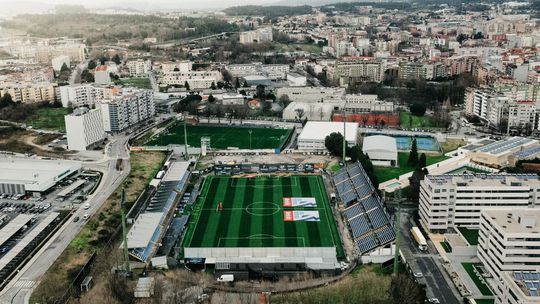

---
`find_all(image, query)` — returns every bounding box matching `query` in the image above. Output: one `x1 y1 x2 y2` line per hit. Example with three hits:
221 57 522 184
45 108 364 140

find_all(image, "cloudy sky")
0 0 282 10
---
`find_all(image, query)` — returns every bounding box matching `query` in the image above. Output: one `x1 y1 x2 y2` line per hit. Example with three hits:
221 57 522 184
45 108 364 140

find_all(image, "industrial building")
65 107 105 151
0 157 82 195
362 135 397 167
419 174 540 233
297 121 358 150
470 136 538 168
478 209 540 304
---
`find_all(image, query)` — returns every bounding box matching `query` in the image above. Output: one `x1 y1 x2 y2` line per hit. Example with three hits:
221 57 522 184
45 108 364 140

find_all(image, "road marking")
12 280 34 289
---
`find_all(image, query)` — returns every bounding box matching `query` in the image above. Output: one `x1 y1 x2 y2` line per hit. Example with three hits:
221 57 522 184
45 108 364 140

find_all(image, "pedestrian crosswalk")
12 280 34 289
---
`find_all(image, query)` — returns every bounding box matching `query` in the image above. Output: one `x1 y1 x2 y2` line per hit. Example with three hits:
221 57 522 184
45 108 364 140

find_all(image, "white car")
428 298 440 304
413 272 423 278
82 214 89 220
83 203 90 210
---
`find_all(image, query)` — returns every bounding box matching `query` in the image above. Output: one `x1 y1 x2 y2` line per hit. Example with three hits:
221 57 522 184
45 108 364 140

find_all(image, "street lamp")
249 130 253 150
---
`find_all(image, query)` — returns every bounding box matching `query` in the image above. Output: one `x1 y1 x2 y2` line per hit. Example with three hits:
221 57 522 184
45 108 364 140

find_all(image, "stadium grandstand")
123 161 190 263
333 163 395 254
333 113 399 127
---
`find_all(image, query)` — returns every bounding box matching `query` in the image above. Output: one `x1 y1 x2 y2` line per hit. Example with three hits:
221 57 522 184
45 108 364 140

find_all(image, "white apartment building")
0 82 57 103
239 27 273 44
478 209 540 304
334 58 384 86
226 63 289 80
51 55 70 72
94 65 111 85
221 93 245 106
276 86 346 103
100 88 155 133
65 107 105 151
419 174 540 233
286 73 307 87
161 61 192 74
127 59 151 77
59 84 96 107
59 84 119 108
4 41 86 63
161 70 221 90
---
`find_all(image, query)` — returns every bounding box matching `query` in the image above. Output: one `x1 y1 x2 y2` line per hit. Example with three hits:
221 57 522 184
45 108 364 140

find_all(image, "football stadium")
181 174 344 277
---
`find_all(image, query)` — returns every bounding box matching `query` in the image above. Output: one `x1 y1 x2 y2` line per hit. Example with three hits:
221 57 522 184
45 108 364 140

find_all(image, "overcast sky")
0 0 282 10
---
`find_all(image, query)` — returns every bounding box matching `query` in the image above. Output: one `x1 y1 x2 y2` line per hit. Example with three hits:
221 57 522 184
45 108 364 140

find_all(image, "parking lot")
0 170 101 287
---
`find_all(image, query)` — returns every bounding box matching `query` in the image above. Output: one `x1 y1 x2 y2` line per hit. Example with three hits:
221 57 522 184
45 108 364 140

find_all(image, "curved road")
0 136 130 304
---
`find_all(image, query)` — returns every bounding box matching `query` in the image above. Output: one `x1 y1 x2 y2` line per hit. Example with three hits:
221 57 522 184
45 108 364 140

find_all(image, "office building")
478 209 540 304
419 174 540 233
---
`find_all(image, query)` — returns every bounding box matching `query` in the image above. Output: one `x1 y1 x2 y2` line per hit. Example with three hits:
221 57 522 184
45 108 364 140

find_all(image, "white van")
216 274 234 282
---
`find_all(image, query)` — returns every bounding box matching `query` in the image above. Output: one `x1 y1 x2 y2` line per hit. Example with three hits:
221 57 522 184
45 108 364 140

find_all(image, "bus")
411 226 428 251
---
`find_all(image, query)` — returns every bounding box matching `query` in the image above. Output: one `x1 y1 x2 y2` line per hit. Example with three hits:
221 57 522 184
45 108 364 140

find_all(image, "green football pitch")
182 175 344 258
145 123 293 149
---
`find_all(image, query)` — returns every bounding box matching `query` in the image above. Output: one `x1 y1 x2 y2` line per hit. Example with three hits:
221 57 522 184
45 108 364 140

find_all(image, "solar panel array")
514 145 540 159
334 162 395 254
477 137 535 155
514 271 540 297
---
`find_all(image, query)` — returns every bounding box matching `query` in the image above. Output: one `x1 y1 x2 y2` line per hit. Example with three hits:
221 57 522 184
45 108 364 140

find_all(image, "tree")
410 103 426 116
419 153 426 168
184 81 190 91
243 80 249 88
208 94 216 103
235 78 241 89
87 59 97 70
112 54 121 65
389 274 426 304
255 84 266 98
408 139 419 166
408 167 428 202
0 93 14 108
325 132 344 157
60 63 70 73
210 81 217 90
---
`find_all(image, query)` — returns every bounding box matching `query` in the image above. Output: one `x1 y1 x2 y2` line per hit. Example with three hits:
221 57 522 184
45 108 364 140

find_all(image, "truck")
411 226 428 251
216 274 234 282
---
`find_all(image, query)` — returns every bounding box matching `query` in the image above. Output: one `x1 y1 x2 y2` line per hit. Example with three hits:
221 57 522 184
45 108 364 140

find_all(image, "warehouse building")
362 135 397 167
298 121 358 150
419 174 540 233
0 157 82 196
470 136 538 168
478 209 540 304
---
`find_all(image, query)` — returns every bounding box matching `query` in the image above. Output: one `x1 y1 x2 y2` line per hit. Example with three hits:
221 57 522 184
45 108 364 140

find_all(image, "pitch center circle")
245 202 280 216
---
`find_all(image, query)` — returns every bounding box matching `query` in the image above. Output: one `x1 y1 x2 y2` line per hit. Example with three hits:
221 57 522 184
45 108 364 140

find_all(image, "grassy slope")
30 151 166 303
24 107 70 132
271 265 392 303
146 124 292 149
374 152 449 183
183 175 343 257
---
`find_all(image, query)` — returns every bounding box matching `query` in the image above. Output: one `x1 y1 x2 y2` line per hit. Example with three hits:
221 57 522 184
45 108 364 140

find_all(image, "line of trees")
325 132 379 189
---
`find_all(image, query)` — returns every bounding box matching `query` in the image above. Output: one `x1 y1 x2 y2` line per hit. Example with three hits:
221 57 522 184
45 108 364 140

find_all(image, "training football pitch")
145 123 293 149
182 175 344 258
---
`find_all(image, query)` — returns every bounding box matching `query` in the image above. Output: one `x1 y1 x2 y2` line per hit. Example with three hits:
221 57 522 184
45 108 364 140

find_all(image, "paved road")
399 211 460 304
69 60 89 85
0 136 130 304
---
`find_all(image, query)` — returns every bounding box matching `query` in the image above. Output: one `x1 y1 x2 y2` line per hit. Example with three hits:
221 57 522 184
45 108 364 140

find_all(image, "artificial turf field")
146 123 293 149
182 175 344 258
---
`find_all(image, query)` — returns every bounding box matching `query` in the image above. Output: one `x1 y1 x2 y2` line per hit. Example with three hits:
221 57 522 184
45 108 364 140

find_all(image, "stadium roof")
0 157 82 192
298 121 358 142
125 213 163 249
162 161 189 182
362 135 397 154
